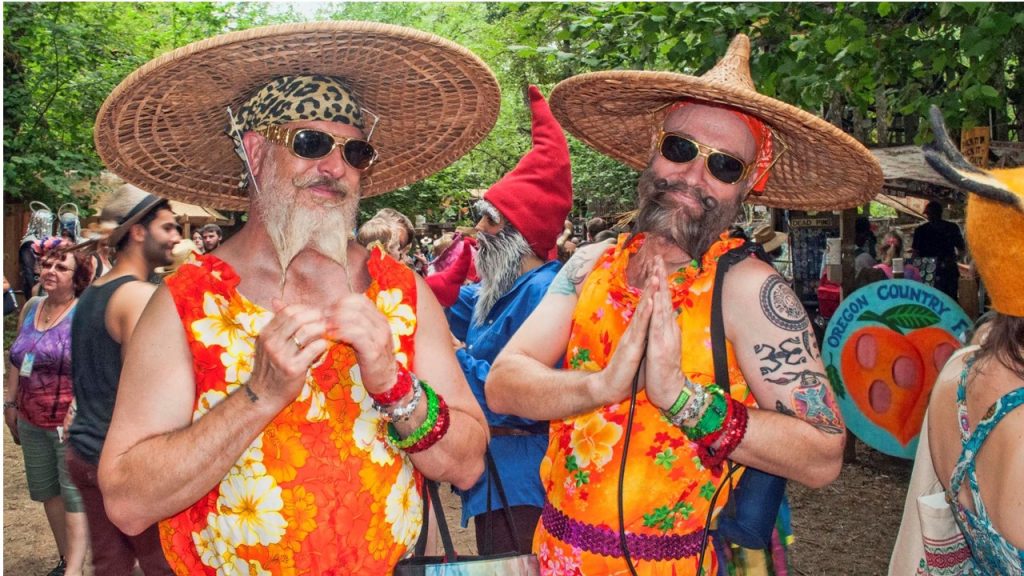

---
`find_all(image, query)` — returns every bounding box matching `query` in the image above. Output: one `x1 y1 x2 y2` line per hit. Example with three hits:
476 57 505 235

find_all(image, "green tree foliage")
4 2 1020 225
506 2 1021 144
3 2 280 208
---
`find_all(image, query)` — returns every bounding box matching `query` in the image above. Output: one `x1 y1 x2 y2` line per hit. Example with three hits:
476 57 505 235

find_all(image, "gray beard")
254 157 357 274
634 166 742 259
473 226 532 326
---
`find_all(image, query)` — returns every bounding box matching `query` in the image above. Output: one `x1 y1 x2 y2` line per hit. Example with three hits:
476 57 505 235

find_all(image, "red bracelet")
405 393 450 454
697 399 748 469
368 364 414 406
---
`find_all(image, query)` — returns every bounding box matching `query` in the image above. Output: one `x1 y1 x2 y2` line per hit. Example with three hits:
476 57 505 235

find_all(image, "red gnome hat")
484 85 573 260
425 246 472 307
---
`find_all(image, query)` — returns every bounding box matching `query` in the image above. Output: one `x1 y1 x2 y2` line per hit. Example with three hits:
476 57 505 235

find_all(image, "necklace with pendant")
42 296 75 327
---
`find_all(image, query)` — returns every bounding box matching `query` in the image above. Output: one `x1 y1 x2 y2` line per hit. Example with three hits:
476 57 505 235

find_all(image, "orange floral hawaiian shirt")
160 247 422 575
535 233 758 576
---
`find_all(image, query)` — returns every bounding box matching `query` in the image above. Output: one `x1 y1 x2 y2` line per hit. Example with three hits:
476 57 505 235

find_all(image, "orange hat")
484 85 573 260
425 245 472 307
924 105 1024 316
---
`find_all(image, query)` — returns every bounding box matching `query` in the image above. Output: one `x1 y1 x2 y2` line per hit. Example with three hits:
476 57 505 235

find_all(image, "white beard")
253 157 358 274
473 226 532 325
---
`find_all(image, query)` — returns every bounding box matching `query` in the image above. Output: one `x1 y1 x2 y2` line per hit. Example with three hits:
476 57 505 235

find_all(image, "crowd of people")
3 20 1019 576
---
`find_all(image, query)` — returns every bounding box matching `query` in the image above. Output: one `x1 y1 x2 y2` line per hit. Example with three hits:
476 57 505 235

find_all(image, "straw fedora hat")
751 224 789 253
548 34 883 210
94 21 501 210
98 183 166 247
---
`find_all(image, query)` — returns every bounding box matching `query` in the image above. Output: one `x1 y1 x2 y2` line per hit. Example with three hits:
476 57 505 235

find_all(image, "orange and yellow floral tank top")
160 247 422 575
535 233 759 576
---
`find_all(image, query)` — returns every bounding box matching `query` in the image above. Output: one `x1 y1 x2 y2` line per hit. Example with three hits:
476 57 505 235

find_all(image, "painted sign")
960 125 990 169
822 280 971 459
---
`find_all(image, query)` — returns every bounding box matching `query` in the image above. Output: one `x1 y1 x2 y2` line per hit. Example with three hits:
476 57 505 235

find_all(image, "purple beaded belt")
541 502 705 561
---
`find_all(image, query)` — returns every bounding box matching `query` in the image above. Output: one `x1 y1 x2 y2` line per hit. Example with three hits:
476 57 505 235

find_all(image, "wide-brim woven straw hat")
94 21 501 210
549 34 883 210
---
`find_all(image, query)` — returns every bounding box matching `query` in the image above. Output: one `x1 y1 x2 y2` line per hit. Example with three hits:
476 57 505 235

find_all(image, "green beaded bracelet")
683 387 727 439
388 381 439 450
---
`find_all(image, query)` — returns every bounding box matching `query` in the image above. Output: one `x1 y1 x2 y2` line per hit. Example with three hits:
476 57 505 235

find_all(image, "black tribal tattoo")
755 336 809 376
759 275 808 332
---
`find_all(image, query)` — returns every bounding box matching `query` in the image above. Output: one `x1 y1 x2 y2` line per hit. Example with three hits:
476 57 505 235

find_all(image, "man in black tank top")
68 184 180 576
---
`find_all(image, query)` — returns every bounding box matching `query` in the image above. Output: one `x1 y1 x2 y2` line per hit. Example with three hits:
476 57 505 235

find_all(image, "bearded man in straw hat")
487 34 884 574
67 183 180 576
93 22 497 574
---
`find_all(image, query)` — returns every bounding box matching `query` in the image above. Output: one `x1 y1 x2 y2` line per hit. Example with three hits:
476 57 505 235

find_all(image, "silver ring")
292 336 304 350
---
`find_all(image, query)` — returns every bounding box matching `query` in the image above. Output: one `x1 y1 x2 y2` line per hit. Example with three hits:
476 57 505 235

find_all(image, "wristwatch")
3 401 17 410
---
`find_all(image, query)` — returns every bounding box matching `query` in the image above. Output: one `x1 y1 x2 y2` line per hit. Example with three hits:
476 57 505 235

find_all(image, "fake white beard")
254 158 358 275
473 226 532 325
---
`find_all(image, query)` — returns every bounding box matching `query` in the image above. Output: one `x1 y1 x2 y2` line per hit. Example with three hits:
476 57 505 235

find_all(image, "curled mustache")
651 177 719 213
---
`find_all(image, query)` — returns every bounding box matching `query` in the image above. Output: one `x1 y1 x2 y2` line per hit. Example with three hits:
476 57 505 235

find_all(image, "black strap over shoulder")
710 240 767 393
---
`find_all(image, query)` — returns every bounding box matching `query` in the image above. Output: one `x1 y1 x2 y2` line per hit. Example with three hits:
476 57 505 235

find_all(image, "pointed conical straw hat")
94 21 501 210
549 34 883 210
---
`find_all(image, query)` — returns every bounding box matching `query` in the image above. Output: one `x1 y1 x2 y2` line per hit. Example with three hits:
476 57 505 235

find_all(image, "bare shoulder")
724 257 806 329
547 239 614 297
108 280 159 318
927 348 970 478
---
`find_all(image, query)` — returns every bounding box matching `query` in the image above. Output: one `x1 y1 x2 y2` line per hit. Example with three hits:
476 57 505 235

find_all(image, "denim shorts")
16 418 84 512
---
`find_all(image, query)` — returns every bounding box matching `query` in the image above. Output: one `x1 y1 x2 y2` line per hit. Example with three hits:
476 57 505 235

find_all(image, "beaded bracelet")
697 399 749 469
667 377 708 426
369 363 415 406
691 396 731 450
404 394 450 454
664 379 707 427
387 381 439 450
678 381 707 423
374 378 423 423
682 386 727 440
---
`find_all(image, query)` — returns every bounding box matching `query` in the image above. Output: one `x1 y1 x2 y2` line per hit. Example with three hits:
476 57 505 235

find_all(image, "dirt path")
5 432 909 575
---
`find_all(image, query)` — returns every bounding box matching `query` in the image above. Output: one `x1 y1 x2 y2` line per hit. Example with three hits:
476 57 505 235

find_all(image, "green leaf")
699 481 716 501
824 36 844 55
654 448 678 470
881 304 941 329
826 359 845 399
877 3 892 17
565 455 579 473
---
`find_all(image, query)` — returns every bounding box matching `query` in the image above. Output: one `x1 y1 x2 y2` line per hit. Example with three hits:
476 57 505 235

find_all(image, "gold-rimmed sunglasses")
656 130 753 184
255 125 378 170
656 130 789 194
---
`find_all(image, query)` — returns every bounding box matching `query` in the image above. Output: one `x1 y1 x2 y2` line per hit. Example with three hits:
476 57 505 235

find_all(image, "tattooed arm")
486 240 633 420
721 258 846 488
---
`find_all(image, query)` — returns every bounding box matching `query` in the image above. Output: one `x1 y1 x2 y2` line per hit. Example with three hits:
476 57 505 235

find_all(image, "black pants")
473 505 542 555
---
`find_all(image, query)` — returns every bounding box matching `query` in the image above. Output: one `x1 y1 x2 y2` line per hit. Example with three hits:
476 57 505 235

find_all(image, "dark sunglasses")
657 130 752 185
256 125 378 170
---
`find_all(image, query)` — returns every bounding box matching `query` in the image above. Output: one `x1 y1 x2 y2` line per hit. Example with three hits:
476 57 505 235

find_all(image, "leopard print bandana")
236 75 365 131
229 75 366 189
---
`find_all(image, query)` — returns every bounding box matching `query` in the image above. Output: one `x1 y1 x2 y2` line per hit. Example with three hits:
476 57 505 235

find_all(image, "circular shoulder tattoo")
759 275 807 331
